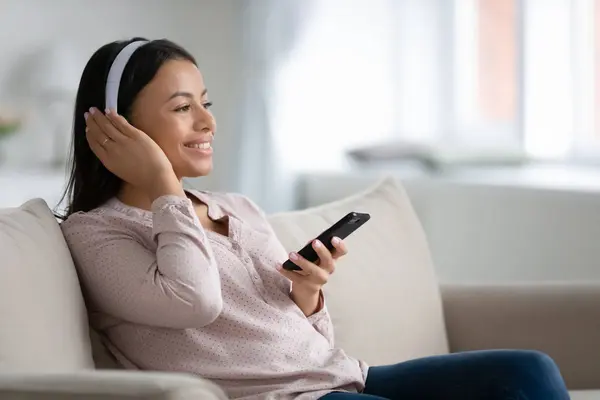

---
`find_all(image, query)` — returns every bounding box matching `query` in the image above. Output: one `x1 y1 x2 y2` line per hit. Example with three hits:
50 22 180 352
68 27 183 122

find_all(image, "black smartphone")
282 212 371 271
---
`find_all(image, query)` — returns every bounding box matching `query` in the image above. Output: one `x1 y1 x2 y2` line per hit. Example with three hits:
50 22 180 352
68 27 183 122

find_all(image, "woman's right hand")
85 107 184 200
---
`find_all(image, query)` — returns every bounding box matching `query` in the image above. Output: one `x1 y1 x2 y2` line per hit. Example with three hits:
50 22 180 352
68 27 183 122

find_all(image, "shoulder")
60 204 146 256
61 208 111 240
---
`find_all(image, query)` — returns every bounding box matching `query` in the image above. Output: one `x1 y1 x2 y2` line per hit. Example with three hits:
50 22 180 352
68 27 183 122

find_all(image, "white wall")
0 0 242 192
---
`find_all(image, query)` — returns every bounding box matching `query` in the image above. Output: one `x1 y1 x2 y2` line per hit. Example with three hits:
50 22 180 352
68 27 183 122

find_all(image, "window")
271 0 600 173
457 0 600 160
450 0 519 149
479 0 518 126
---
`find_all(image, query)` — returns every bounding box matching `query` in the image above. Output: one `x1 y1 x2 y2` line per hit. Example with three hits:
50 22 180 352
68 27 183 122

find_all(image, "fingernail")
84 112 89 121
313 240 322 248
105 108 111 115
332 237 341 245
276 263 282 271
289 252 298 261
89 107 95 114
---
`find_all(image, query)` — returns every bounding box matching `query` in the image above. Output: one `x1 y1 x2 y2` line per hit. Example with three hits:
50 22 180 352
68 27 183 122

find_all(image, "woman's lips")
183 142 213 155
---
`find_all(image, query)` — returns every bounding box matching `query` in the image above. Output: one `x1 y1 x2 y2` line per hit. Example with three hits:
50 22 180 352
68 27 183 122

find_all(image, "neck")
118 180 185 211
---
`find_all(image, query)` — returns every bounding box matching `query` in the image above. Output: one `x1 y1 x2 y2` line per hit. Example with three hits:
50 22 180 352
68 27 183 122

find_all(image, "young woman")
60 38 570 400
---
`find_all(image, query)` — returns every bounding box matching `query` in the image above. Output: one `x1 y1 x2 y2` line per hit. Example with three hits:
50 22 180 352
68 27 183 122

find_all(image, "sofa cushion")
0 199 94 371
268 177 448 366
570 391 600 400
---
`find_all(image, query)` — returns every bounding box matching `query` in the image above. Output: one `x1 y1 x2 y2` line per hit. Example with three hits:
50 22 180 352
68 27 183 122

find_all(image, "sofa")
0 177 598 399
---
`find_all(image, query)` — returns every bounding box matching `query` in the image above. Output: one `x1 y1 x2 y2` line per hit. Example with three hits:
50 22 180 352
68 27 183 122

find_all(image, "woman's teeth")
185 143 211 149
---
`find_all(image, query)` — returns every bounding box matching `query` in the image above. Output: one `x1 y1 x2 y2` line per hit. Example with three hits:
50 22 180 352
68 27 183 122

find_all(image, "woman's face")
129 59 215 179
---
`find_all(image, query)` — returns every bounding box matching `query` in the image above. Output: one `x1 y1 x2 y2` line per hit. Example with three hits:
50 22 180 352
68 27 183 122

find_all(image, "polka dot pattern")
61 191 366 400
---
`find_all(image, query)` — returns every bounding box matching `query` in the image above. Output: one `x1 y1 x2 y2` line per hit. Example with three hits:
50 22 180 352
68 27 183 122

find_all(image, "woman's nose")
194 106 215 132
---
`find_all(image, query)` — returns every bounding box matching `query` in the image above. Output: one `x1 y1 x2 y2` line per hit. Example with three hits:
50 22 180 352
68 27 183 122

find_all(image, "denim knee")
509 350 564 382
518 350 560 372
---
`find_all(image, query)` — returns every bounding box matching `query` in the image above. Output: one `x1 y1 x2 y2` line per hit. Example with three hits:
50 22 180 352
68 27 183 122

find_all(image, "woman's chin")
178 163 213 178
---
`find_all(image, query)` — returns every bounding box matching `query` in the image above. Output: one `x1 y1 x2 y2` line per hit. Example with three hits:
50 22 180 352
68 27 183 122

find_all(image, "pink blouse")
61 190 366 399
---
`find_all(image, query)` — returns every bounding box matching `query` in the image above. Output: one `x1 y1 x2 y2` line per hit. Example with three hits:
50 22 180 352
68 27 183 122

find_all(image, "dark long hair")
57 37 196 219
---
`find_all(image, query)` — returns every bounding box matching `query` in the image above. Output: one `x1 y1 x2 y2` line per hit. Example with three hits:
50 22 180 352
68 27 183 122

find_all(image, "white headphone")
104 40 149 112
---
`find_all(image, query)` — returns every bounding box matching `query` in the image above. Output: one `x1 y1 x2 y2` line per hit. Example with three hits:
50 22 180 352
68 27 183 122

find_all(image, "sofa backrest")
0 199 94 371
299 174 600 284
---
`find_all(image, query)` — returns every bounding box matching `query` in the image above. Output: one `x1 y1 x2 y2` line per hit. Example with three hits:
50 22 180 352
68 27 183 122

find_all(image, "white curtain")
234 0 315 212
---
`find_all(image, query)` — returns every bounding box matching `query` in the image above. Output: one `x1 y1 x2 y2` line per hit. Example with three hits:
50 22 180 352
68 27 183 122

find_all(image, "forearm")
147 171 186 201
296 289 334 347
290 286 322 317
149 196 223 325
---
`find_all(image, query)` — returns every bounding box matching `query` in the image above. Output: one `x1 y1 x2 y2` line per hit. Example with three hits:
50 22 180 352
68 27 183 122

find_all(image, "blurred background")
1 0 600 283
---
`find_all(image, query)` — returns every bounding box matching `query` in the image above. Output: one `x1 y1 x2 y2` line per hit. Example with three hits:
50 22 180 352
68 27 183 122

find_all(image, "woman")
60 38 570 400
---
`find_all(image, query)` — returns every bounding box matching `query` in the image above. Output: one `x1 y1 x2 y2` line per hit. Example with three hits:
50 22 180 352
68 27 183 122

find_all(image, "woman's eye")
175 104 191 112
203 102 213 109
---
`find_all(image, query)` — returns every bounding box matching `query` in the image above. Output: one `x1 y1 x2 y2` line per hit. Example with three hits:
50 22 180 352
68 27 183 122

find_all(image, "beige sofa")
0 177 598 399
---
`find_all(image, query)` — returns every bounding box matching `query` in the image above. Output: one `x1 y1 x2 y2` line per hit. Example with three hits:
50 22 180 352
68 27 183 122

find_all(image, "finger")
277 264 305 283
84 113 105 142
105 109 139 138
86 120 114 152
86 108 117 142
86 130 108 161
330 236 348 260
288 253 328 284
288 252 318 275
88 107 127 142
85 115 109 147
312 240 335 274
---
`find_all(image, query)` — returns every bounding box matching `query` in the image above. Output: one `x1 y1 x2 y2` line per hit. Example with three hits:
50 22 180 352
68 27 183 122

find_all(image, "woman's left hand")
277 237 348 296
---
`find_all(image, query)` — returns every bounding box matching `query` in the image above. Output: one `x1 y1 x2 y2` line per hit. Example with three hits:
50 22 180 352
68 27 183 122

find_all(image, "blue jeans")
321 350 570 400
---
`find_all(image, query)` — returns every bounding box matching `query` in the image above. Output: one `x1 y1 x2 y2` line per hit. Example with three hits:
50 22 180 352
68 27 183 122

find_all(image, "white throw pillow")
268 177 449 365
0 199 94 371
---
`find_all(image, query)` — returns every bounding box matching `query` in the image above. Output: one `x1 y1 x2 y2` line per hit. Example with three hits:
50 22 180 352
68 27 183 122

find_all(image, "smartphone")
282 212 371 271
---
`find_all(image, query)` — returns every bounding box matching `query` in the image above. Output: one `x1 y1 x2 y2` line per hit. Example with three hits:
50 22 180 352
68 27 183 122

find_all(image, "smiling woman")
58 37 366 399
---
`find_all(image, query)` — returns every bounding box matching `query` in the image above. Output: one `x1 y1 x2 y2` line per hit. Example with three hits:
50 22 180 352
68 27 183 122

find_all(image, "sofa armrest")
441 282 600 390
0 370 227 400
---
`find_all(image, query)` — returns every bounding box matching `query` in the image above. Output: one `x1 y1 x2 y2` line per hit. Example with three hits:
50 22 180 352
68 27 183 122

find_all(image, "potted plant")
0 113 22 165
0 114 21 139
0 116 21 139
